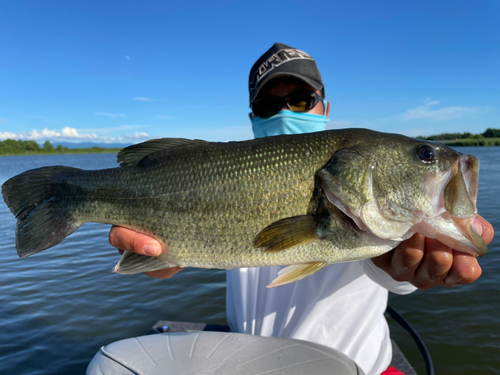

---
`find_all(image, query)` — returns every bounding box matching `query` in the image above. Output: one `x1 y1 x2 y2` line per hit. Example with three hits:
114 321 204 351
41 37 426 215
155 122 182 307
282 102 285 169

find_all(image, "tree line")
0 139 67 155
0 139 120 156
418 128 500 141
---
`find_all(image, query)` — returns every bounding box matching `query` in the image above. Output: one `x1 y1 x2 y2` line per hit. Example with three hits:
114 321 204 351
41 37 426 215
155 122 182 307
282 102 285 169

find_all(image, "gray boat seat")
87 331 365 375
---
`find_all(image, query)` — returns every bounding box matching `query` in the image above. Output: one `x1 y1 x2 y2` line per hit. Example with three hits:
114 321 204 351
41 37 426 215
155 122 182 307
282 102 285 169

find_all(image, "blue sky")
1 0 499 144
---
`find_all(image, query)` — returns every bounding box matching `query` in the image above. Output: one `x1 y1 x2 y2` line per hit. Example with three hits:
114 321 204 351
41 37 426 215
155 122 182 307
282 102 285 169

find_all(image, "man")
109 43 494 375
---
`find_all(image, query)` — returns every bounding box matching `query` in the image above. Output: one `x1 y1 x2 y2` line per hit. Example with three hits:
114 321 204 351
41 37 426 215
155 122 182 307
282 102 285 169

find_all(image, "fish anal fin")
267 262 329 288
117 138 208 167
113 251 177 274
253 215 324 253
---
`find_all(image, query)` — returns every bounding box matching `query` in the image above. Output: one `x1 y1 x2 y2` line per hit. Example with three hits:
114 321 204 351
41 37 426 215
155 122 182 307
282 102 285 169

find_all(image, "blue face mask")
251 99 329 139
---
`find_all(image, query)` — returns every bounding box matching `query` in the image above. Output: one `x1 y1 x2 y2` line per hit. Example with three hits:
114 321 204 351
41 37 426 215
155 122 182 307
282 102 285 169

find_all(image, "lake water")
0 148 498 374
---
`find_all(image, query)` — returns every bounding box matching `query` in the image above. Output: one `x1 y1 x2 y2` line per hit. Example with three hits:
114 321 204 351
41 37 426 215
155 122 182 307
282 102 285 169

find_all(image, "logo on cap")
249 49 314 96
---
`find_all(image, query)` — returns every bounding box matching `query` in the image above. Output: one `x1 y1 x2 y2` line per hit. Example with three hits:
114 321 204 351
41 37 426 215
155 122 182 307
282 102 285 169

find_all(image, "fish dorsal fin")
117 138 208 167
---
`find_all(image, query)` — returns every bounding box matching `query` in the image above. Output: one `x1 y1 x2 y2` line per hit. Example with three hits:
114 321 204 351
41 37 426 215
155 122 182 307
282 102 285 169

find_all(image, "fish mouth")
444 154 479 218
419 153 486 257
440 154 487 256
320 153 487 257
450 215 487 256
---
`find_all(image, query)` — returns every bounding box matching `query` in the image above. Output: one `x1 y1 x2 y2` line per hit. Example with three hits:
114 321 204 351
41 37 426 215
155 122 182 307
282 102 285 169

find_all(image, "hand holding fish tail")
109 226 183 279
371 215 494 290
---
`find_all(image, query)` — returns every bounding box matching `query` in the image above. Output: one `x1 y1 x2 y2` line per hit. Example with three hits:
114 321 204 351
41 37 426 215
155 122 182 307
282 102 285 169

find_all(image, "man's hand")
372 215 494 289
109 226 183 279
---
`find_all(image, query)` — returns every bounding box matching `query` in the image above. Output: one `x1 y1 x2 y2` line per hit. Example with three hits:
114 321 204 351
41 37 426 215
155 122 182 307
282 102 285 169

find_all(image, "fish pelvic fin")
253 215 325 253
1 166 82 258
267 262 329 288
113 251 177 274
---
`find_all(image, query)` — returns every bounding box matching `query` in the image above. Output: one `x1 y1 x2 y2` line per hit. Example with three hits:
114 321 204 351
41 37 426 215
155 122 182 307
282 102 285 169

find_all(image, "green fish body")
1 129 486 287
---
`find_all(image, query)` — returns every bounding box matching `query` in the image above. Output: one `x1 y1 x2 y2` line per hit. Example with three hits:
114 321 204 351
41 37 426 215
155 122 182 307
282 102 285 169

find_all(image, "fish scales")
55 131 346 268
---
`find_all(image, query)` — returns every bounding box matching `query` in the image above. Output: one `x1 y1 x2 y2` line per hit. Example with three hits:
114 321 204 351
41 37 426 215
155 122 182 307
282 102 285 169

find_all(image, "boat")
86 306 433 375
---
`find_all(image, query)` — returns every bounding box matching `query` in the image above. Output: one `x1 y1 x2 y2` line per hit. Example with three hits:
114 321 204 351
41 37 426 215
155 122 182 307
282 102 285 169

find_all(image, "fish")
1 129 487 287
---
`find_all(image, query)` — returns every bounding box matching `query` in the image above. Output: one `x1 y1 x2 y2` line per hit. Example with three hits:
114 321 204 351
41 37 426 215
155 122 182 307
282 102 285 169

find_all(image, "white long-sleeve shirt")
226 260 416 375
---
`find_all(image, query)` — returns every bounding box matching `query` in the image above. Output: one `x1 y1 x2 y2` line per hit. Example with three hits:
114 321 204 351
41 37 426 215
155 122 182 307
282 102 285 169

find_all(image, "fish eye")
416 145 436 163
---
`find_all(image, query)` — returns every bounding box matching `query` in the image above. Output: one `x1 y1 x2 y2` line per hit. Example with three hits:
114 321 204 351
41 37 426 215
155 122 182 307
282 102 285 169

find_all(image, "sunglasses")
251 90 323 118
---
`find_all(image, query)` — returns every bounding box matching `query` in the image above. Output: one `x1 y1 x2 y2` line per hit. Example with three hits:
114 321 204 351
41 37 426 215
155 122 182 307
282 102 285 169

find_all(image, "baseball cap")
248 43 324 103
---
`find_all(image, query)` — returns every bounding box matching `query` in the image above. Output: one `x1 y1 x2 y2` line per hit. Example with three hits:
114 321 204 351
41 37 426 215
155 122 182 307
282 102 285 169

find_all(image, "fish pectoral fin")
267 262 329 288
253 215 325 253
113 251 177 274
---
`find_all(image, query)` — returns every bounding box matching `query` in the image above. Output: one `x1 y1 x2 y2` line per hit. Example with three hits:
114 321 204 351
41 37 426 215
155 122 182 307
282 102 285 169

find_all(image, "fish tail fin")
1 166 82 258
113 251 178 274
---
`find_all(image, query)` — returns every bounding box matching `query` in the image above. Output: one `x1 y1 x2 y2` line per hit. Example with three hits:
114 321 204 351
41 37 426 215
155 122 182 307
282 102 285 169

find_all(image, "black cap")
248 43 324 103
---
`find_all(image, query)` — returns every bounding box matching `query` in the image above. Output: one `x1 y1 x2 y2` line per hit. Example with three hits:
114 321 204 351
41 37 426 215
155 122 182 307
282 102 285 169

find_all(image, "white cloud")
95 112 126 118
133 97 154 101
0 127 99 141
125 55 130 60
61 127 82 137
400 100 478 121
0 127 150 143
0 131 17 139
122 132 150 140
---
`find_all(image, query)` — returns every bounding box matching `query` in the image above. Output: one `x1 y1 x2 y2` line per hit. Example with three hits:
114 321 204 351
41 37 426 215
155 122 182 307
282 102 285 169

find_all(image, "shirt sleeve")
363 259 417 295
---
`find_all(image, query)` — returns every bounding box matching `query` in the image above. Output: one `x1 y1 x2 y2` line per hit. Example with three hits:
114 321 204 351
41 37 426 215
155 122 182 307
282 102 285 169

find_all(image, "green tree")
25 140 41 151
482 128 500 138
43 140 55 152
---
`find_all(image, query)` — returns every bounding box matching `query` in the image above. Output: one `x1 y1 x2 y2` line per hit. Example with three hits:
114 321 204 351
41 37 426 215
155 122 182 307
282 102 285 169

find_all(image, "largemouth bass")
1 129 486 287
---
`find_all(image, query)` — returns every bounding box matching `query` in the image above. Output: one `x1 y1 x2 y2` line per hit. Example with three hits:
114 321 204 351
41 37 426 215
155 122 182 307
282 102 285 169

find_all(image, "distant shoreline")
0 139 125 156
0 148 123 157
418 129 500 146
441 138 500 147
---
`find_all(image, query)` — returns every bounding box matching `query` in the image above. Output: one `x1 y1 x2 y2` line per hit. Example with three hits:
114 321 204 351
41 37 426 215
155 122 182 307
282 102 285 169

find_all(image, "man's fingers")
475 215 494 245
144 267 184 279
413 237 453 289
371 234 425 283
443 251 482 286
389 234 425 282
109 226 162 256
370 249 392 272
109 226 181 279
